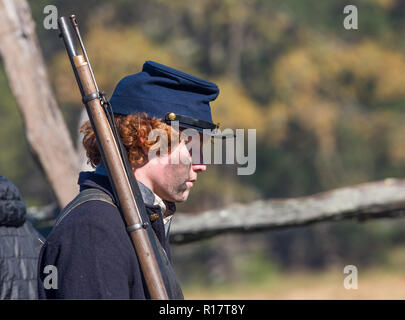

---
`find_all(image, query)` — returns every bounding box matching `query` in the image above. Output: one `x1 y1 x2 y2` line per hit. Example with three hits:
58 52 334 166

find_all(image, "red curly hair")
80 112 182 169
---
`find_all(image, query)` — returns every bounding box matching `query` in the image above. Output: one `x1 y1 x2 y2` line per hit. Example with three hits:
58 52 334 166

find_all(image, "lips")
186 179 196 187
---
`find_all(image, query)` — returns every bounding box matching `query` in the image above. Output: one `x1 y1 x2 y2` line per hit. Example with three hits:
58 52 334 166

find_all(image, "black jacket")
0 176 43 299
37 171 183 299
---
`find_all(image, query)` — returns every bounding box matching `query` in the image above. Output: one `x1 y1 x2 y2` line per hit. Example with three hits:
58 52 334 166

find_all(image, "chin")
173 190 191 203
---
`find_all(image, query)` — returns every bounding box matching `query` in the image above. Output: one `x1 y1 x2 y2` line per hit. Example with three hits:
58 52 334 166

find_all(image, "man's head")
81 61 220 202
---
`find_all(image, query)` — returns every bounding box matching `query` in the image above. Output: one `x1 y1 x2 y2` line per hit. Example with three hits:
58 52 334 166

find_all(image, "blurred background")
2 0 405 298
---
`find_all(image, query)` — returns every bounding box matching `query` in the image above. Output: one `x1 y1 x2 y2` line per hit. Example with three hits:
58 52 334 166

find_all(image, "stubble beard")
175 181 189 200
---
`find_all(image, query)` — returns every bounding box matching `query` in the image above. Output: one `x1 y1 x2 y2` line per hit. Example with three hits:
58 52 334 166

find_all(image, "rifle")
57 15 169 299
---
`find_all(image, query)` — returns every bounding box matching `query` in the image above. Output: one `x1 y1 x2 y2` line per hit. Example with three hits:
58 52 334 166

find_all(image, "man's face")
143 132 207 202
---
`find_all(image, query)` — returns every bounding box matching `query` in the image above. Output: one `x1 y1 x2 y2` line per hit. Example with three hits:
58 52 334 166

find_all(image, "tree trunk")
0 0 79 207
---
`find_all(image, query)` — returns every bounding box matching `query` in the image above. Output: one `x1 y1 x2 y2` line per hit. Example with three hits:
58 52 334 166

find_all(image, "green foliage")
3 0 403 274
28 0 405 200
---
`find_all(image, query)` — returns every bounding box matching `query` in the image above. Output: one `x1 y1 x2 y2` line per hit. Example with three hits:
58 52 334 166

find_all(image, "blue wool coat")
37 172 182 299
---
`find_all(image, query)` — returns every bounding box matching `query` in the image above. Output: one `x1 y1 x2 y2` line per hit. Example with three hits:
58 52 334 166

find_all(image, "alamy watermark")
147 121 256 175
44 4 359 31
343 5 358 30
43 5 58 30
343 265 358 290
43 264 58 290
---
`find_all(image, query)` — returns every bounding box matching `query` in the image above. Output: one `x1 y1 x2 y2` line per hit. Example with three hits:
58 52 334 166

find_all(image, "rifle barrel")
57 15 169 300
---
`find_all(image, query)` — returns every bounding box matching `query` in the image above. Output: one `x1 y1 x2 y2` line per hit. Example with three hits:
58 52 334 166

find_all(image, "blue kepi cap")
109 61 220 133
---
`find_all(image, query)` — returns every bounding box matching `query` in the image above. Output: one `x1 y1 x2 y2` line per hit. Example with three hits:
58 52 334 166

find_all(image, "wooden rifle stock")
58 16 169 299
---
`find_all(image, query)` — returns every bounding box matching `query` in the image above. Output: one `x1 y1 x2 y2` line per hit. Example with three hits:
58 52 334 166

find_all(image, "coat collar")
77 171 176 216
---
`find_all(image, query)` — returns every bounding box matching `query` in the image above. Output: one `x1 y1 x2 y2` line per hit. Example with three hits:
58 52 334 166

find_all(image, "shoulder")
40 199 135 274
60 198 121 226
46 199 127 248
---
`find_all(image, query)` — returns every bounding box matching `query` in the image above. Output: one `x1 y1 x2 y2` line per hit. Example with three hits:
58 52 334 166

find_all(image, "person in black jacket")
0 176 43 299
38 61 223 299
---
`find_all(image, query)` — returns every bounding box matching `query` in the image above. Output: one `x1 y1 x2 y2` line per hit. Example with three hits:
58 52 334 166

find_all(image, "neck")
133 167 155 196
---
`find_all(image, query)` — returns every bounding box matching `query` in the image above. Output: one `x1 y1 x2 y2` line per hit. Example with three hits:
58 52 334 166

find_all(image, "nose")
192 164 207 173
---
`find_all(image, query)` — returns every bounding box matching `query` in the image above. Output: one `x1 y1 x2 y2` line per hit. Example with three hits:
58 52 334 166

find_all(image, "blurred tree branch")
0 0 79 207
170 178 405 244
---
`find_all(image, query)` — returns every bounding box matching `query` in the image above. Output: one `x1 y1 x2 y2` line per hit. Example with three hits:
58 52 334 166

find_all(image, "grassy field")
183 268 405 299
182 248 405 300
